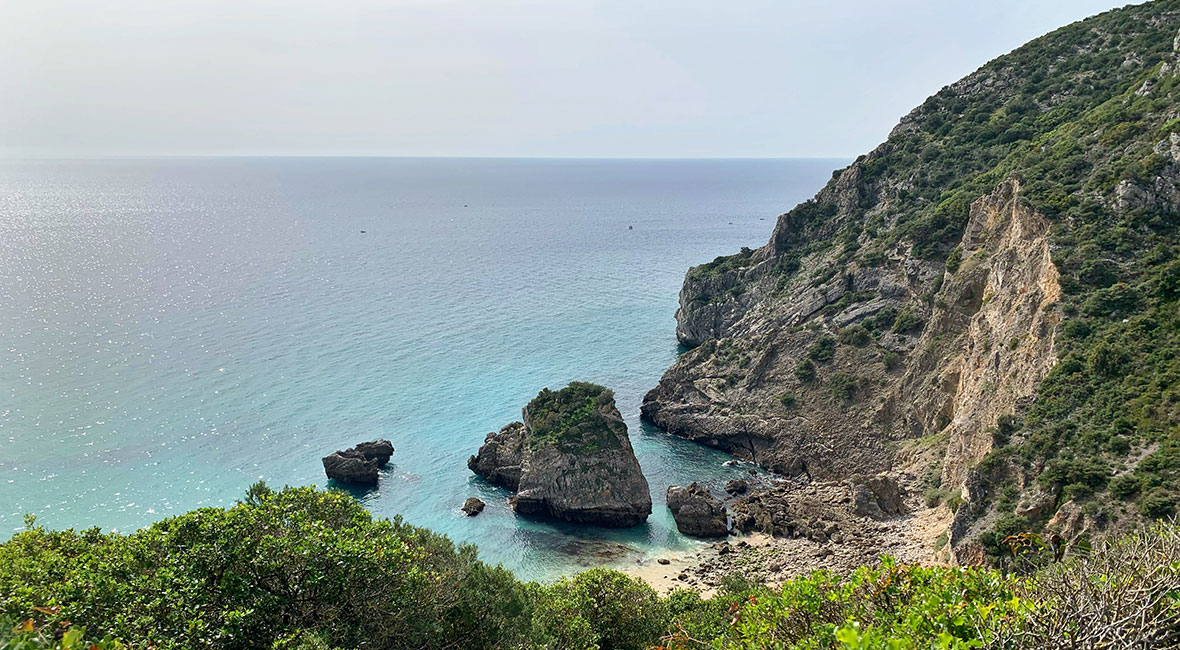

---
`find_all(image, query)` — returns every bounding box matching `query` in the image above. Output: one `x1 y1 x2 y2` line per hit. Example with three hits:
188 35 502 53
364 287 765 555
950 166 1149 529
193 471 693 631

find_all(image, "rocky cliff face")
646 1 1180 562
467 422 526 491
470 383 652 527
880 180 1062 486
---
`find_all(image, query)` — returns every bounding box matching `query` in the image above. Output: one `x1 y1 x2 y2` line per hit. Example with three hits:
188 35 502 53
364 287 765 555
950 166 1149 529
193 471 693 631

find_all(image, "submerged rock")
462 497 486 516
322 439 394 485
469 382 652 527
667 483 729 538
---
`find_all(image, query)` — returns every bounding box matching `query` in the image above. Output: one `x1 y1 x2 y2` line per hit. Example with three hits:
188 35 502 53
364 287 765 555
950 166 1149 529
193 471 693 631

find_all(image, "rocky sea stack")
322 439 394 485
468 382 652 527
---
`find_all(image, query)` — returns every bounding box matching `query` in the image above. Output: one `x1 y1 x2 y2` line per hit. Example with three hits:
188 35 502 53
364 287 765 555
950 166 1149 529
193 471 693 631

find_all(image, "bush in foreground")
2 487 1178 649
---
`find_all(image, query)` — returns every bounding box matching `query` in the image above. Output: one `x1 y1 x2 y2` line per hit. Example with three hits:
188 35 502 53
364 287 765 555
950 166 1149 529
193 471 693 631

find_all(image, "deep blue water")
0 157 842 580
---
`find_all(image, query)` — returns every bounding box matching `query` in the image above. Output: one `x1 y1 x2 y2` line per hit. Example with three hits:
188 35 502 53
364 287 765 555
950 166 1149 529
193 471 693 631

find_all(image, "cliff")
470 382 653 527
644 0 1180 562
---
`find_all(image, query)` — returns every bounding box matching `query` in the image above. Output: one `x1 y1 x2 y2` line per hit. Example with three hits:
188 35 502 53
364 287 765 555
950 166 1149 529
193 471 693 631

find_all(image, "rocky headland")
469 382 653 527
641 5 1180 568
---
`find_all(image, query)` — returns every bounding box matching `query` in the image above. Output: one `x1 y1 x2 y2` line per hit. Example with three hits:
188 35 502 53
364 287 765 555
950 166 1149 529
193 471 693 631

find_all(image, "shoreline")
618 489 954 595
619 532 775 597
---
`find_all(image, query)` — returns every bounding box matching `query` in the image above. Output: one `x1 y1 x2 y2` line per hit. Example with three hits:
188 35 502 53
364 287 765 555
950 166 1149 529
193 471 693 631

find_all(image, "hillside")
642 0 1180 563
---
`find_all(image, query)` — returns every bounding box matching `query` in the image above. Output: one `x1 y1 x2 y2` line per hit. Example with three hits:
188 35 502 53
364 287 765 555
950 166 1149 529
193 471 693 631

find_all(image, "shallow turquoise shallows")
0 157 842 580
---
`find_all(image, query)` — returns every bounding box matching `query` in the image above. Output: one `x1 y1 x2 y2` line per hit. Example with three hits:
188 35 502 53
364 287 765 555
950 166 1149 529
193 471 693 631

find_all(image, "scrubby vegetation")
678 0 1180 553
526 382 622 452
951 0 1180 547
2 487 1178 649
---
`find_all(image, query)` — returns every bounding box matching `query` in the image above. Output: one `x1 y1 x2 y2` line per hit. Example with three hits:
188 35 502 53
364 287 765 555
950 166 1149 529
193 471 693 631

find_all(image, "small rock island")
322 439 394 485
468 382 652 527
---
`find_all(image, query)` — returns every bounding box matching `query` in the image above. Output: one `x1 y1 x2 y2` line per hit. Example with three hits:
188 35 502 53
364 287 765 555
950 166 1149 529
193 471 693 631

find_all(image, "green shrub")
6 496 1180 650
794 359 816 383
1062 318 1092 340
891 308 924 334
829 373 858 402
1087 341 1131 378
807 335 837 362
945 245 963 273
1109 474 1141 500
1081 282 1140 318
0 619 123 650
778 393 797 409
1038 457 1110 493
837 325 872 347
867 307 898 332
1138 488 1177 518
0 486 530 650
526 382 621 451
531 569 667 650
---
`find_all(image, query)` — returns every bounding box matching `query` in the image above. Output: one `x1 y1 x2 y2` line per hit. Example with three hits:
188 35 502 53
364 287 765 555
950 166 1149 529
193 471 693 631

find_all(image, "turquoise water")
0 157 841 580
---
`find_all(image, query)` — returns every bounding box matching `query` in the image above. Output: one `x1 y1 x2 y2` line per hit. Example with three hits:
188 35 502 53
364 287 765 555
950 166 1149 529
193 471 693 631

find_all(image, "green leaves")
5 496 1180 650
0 487 529 650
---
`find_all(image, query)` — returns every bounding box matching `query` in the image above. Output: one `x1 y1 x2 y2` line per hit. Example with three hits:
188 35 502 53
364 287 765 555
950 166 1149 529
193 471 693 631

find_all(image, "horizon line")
0 153 858 162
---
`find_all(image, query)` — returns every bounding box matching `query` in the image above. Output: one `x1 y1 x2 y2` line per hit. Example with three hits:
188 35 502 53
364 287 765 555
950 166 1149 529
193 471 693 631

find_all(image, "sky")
0 0 1142 158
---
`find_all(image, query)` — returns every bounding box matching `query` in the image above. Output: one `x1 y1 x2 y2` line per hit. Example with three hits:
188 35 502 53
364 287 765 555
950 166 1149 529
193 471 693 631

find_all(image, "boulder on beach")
468 382 652 527
322 439 394 485
667 482 729 538
724 479 749 495
848 473 905 519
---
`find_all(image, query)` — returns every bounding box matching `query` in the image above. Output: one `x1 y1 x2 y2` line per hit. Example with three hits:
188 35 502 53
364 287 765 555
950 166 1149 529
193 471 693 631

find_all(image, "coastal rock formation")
724 479 749 495
467 422 526 491
666 483 729 538
469 382 652 527
352 439 394 464
322 439 395 485
642 5 1180 560
462 497 486 516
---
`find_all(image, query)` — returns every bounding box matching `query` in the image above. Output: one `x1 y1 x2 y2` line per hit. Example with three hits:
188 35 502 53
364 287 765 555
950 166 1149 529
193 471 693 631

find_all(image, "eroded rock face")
468 422 526 491
882 180 1061 487
322 439 395 485
667 483 728 538
848 473 905 520
469 383 652 527
353 439 394 465
643 181 1063 560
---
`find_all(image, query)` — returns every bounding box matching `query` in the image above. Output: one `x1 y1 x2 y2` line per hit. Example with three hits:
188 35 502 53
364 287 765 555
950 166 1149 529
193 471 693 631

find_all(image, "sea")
0 157 844 580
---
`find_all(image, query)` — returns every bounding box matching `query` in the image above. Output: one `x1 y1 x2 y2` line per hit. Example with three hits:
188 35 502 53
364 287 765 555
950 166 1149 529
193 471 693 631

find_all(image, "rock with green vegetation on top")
469 382 652 527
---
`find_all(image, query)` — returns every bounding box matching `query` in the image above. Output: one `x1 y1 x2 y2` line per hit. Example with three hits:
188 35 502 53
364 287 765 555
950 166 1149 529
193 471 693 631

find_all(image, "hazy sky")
0 0 1139 158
